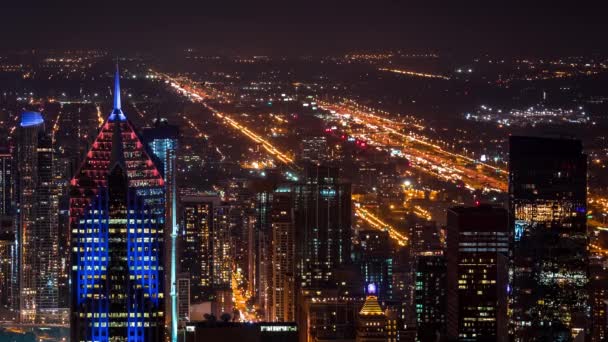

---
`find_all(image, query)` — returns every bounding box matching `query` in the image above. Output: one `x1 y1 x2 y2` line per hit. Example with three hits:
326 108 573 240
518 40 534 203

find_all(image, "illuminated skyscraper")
269 189 295 322
294 165 352 288
143 116 179 341
358 230 393 301
356 284 388 342
0 146 13 215
415 253 446 341
17 111 60 323
180 194 218 303
0 219 17 314
509 136 589 340
142 117 178 182
70 68 166 341
446 205 508 342
212 204 232 290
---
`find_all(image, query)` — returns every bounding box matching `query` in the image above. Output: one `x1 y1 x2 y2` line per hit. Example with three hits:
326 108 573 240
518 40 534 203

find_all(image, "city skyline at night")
0 3 607 342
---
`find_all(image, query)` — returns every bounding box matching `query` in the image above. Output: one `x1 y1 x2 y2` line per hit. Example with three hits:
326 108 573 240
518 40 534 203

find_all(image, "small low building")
183 321 298 342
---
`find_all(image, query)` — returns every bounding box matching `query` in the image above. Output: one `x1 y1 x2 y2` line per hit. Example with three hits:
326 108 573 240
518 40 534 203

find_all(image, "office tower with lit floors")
356 284 388 342
70 68 166 341
17 111 61 323
143 115 179 340
509 136 589 340
180 194 218 303
446 205 509 342
0 146 13 215
358 230 393 301
293 165 352 288
415 253 446 340
269 189 296 322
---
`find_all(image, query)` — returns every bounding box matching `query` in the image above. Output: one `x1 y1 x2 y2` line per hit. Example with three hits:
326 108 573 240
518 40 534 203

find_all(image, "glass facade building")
446 205 509 342
509 136 589 340
70 69 166 342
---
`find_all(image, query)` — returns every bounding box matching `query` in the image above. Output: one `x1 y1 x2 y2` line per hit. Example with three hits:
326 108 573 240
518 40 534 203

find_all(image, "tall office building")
70 68 166 341
269 189 295 322
0 224 16 314
143 116 179 341
212 205 232 290
17 111 60 323
176 274 190 322
0 146 13 215
254 189 273 320
356 284 388 342
294 165 352 288
590 262 608 342
180 194 218 303
142 117 179 181
415 253 446 341
358 230 393 301
446 205 509 342
509 136 589 340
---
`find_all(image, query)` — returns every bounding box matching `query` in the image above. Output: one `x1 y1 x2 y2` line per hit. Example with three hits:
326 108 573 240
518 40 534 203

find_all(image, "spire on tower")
114 64 121 110
109 64 126 121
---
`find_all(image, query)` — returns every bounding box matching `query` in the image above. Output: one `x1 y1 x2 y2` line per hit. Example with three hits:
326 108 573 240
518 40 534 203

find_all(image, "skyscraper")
70 68 166 341
294 165 352 289
356 284 388 342
269 189 295 322
0 146 13 215
509 136 589 340
17 111 60 323
143 116 179 341
446 205 509 342
358 230 393 301
0 220 16 315
415 253 446 341
180 194 218 303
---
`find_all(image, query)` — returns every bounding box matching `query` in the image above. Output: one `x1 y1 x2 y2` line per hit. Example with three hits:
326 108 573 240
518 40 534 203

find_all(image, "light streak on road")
355 205 408 246
153 70 296 167
317 99 508 192
589 243 608 256
379 67 451 80
231 266 258 322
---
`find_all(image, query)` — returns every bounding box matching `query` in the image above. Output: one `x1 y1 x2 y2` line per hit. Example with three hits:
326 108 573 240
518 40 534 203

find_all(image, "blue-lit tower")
70 67 166 341
142 116 179 341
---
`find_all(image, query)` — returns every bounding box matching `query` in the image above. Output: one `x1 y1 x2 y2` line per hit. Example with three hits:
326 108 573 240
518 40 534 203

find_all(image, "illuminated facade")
358 230 393 301
294 165 352 288
446 205 508 342
212 205 232 290
0 147 13 215
180 195 217 303
269 190 295 322
509 136 589 340
70 68 166 342
415 253 446 340
17 111 61 323
0 227 16 312
142 116 179 341
356 284 388 342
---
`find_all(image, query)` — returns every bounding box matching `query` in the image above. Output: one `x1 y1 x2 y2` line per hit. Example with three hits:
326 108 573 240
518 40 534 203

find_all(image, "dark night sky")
0 1 606 55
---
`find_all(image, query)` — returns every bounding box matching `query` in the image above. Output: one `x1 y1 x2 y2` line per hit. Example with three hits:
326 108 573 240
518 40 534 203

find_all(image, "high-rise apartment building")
269 189 295 322
17 111 60 323
180 194 218 303
509 136 588 340
0 146 13 215
446 205 509 342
